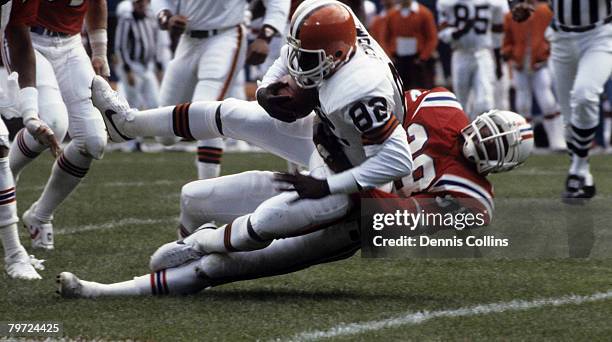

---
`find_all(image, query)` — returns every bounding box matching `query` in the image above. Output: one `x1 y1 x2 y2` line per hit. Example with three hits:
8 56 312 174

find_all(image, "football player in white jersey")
91 0 412 266
152 0 289 179
437 0 508 118
56 88 534 298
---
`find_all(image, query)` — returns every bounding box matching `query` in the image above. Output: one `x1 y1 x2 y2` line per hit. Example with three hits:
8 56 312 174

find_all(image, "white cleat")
149 240 205 272
91 75 134 142
56 272 84 298
5 248 42 280
22 206 54 250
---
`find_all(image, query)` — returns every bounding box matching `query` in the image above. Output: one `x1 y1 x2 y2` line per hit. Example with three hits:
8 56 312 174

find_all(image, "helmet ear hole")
335 50 343 58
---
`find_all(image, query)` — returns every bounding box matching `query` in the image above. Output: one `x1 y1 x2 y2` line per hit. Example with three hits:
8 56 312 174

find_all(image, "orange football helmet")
287 0 357 88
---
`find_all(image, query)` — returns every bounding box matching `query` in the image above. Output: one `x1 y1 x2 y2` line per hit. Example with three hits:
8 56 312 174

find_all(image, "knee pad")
571 86 600 108
81 133 107 160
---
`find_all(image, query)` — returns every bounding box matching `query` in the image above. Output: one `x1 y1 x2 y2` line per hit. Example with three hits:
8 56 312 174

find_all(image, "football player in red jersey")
56 87 533 298
12 0 111 251
0 0 60 279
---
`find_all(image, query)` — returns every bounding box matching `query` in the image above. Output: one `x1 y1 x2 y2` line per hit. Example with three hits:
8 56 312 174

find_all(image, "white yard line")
18 179 185 192
55 217 178 235
282 290 612 341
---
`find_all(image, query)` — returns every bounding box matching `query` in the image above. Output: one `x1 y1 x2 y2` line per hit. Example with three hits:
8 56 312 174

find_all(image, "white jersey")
152 0 289 32
437 0 508 50
260 6 412 194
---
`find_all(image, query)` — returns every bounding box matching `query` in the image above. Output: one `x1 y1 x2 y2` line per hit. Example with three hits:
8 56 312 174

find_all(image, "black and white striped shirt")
552 0 612 31
115 9 161 72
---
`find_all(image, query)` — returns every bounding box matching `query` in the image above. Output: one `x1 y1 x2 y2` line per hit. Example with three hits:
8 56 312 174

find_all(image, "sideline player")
512 0 612 201
152 0 289 179
13 0 111 251
0 0 60 279
56 87 534 297
437 0 508 118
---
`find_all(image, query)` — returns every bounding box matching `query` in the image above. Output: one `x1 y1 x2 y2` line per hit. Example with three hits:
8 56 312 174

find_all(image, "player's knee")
571 85 600 108
180 181 213 230
86 134 107 159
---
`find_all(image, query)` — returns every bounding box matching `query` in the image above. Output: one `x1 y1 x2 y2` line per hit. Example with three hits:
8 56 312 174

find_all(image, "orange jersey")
386 3 437 60
7 0 40 27
36 0 89 35
502 3 552 69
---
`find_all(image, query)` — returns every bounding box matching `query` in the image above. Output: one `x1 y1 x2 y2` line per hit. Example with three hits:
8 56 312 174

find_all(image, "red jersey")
36 0 88 35
393 87 495 221
7 0 40 27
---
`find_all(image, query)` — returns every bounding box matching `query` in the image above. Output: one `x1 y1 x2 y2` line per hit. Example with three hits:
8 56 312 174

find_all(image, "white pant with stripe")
159 26 247 176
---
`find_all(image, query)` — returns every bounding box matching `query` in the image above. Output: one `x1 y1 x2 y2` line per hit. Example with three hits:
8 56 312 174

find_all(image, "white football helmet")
461 110 534 174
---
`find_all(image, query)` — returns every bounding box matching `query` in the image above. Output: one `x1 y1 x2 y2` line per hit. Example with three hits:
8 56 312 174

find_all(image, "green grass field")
2 151 612 341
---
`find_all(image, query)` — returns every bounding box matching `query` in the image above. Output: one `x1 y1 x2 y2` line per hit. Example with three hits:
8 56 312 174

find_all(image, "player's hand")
495 63 503 79
452 19 474 40
512 3 534 22
24 118 61 158
256 81 298 123
169 15 188 34
274 172 331 202
246 38 270 66
91 56 110 78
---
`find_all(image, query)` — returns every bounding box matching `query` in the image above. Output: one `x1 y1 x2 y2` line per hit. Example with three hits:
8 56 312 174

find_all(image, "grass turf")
1 151 612 341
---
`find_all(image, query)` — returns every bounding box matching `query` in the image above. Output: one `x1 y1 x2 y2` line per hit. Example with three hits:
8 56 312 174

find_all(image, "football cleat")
91 75 134 142
5 248 42 280
562 174 596 204
22 206 54 250
57 272 85 298
149 240 205 272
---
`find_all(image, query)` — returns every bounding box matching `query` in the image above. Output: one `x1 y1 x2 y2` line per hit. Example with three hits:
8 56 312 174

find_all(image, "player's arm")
247 0 290 65
492 0 509 79
86 0 110 77
501 14 514 61
276 97 413 200
4 7 61 157
418 8 438 62
114 16 137 85
326 97 413 194
153 0 187 34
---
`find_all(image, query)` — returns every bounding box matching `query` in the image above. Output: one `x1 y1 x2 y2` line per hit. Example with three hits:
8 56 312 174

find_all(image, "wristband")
18 87 38 123
89 29 108 58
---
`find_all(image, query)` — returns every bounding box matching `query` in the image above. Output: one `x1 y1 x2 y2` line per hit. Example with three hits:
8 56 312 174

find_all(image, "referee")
115 0 168 110
513 0 612 202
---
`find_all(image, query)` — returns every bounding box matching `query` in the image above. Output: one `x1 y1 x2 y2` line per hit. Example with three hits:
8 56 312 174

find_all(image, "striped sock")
196 142 223 180
567 125 596 158
34 144 91 222
567 125 596 177
9 129 42 180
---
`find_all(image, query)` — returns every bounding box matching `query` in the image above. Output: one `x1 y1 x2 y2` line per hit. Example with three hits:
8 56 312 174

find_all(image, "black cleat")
562 174 596 204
